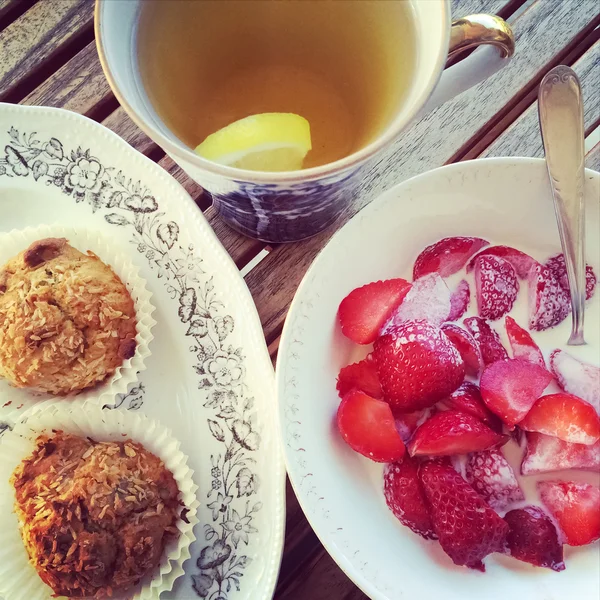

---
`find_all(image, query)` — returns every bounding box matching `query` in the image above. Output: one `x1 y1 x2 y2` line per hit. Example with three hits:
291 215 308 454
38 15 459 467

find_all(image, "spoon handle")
538 65 586 345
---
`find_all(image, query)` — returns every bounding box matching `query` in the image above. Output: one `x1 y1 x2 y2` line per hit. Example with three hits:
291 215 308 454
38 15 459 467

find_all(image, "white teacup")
95 1 514 243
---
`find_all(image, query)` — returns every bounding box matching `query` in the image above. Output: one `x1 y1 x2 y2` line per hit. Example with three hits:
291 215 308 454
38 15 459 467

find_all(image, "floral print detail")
0 127 261 599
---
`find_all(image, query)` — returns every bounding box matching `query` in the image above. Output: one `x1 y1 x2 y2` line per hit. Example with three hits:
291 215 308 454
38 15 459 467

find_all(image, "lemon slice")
194 113 311 172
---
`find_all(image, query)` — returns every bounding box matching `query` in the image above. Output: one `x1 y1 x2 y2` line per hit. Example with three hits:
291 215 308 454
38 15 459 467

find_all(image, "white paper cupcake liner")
0 225 156 422
0 403 199 600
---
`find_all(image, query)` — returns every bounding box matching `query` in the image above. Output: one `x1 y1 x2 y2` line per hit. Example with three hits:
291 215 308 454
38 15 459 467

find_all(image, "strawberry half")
448 279 470 321
420 460 509 570
519 393 600 445
336 355 382 399
440 382 500 429
382 273 451 332
441 323 483 377
465 449 524 511
336 390 405 462
463 316 508 365
412 236 489 280
550 349 600 415
467 245 536 279
384 456 437 540
338 278 411 344
474 255 519 321
545 253 597 300
521 432 600 475
408 410 508 457
538 480 600 546
505 315 545 368
373 320 465 411
527 263 570 331
480 358 553 428
504 506 565 571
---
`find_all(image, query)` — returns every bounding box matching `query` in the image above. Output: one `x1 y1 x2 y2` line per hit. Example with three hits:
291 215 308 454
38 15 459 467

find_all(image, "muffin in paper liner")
0 403 200 600
0 225 156 422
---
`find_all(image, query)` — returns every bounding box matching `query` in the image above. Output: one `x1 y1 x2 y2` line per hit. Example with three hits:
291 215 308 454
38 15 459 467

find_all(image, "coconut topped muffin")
11 431 182 598
0 238 137 395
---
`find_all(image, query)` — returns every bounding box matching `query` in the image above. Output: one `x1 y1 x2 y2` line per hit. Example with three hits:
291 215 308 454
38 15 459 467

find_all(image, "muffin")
0 237 137 395
11 431 182 598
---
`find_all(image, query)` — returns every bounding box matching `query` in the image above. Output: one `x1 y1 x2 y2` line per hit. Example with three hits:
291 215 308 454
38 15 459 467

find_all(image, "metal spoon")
538 65 586 345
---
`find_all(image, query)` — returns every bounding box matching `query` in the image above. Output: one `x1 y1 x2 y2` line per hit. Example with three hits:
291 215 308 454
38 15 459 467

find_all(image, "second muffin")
0 237 137 395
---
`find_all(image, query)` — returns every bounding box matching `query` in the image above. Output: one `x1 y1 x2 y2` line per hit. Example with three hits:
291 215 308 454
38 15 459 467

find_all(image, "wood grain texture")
243 0 599 346
100 106 158 157
0 0 93 100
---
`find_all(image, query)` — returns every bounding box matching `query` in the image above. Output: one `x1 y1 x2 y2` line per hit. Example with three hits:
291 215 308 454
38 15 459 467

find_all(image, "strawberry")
394 408 432 444
412 236 489 280
336 390 405 462
338 278 411 344
504 506 565 571
521 432 600 475
519 393 600 445
538 480 600 546
336 355 382 399
480 358 553 428
440 382 500 429
505 315 545 368
465 449 524 510
420 460 509 570
467 245 536 279
550 349 600 415
545 253 596 300
463 316 508 365
408 410 508 457
384 456 437 539
474 255 519 320
527 263 570 331
382 273 450 332
448 279 470 321
441 323 483 377
373 320 465 411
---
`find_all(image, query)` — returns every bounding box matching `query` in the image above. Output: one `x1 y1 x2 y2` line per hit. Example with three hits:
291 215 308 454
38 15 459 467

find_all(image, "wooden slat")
243 0 599 346
100 106 158 157
0 0 93 100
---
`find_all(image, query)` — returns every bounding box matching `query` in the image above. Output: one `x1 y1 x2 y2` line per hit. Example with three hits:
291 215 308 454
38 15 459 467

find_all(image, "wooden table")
1 0 598 597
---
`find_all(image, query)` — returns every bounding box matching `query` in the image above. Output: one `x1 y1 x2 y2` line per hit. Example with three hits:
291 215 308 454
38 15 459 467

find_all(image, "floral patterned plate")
0 103 285 600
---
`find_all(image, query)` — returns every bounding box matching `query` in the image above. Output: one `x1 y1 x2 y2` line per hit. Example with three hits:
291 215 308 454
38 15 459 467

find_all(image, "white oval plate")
0 103 285 600
277 158 600 600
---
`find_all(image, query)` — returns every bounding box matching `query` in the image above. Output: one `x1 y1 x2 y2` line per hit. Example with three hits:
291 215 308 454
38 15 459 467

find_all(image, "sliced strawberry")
465 449 524 510
521 432 600 475
463 316 508 365
448 279 470 321
338 278 411 344
527 263 570 331
545 253 597 300
336 390 405 462
467 245 536 279
519 392 600 445
480 358 553 428
505 315 545 368
384 456 437 540
413 236 489 280
394 408 432 444
440 382 500 429
408 410 508 457
336 356 382 399
538 480 600 546
474 255 519 321
373 320 465 412
441 324 483 377
550 349 600 415
504 506 565 571
420 460 509 570
382 273 451 332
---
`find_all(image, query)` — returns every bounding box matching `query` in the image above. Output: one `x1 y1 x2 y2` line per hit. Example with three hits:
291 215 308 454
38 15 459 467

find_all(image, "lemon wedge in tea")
194 113 312 172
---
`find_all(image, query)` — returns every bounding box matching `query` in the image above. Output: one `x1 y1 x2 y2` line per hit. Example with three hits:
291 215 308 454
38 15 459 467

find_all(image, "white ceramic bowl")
276 158 600 600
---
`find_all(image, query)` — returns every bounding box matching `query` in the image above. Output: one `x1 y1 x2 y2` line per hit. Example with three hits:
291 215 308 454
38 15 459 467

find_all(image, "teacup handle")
418 14 515 116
